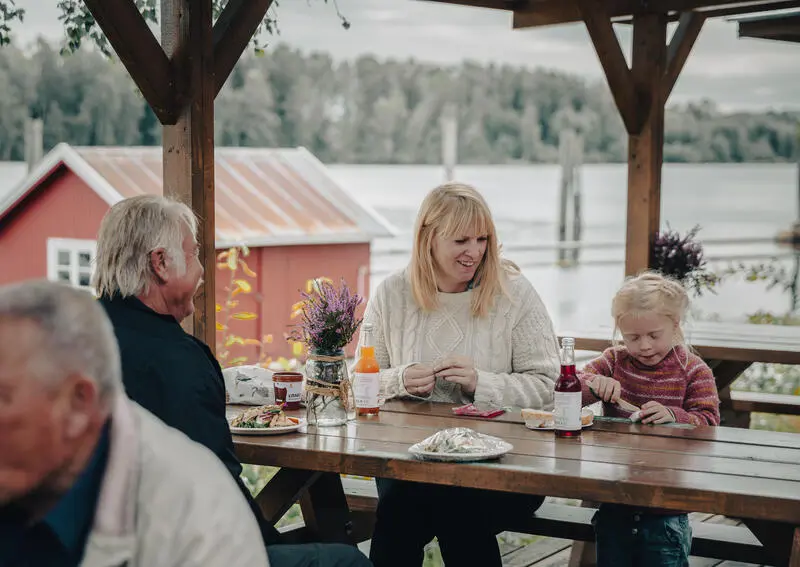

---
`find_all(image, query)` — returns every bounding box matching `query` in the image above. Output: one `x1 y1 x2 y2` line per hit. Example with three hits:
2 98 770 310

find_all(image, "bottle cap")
561 337 575 347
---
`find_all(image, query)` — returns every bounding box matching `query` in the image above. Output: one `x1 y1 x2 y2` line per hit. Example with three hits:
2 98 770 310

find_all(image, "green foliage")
0 0 349 54
0 42 798 163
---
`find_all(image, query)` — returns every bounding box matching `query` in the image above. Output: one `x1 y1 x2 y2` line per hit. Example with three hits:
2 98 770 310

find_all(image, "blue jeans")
593 505 692 567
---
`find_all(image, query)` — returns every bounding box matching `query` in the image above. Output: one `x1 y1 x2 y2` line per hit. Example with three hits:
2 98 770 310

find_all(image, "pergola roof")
737 9 800 42
425 0 800 27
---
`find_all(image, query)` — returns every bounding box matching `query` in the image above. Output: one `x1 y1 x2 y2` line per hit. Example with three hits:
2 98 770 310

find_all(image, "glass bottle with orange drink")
354 323 380 416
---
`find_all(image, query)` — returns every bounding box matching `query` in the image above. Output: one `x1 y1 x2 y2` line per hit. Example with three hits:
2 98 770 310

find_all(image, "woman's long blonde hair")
612 271 690 345
409 182 517 317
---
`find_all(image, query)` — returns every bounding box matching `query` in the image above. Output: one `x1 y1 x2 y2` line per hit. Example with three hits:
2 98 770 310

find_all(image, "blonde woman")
360 182 560 567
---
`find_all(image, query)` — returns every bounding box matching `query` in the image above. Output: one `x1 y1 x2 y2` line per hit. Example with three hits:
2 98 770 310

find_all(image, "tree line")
0 40 797 164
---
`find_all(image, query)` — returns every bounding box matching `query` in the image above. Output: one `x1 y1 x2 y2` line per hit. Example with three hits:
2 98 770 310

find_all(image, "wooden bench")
729 391 800 417
340 478 774 565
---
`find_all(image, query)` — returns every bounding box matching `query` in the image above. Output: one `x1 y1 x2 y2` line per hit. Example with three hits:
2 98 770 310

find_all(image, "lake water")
328 163 800 331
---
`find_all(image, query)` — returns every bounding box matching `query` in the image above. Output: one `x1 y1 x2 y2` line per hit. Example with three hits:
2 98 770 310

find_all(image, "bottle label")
354 372 380 408
554 391 582 430
274 380 302 403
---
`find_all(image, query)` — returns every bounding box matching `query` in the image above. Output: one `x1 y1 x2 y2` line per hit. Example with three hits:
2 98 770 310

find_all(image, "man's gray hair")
0 280 121 401
93 195 198 298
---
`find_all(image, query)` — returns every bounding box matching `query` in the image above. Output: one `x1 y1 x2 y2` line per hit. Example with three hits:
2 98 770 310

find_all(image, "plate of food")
522 407 595 430
229 404 306 435
408 427 513 462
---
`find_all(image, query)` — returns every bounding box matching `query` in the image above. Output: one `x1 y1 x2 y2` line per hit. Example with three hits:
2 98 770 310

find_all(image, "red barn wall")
0 167 109 285
218 243 371 364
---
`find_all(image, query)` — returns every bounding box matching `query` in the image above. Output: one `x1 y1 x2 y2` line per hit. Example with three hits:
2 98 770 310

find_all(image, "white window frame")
46 238 97 292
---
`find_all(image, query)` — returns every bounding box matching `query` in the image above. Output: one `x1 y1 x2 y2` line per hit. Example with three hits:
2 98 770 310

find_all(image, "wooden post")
161 0 217 349
625 14 667 275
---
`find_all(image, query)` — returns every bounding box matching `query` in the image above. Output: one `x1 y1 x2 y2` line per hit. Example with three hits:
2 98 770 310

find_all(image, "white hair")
0 280 121 402
93 195 198 298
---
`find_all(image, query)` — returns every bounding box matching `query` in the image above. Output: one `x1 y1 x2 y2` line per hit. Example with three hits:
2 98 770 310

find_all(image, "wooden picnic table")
559 321 800 427
231 400 800 566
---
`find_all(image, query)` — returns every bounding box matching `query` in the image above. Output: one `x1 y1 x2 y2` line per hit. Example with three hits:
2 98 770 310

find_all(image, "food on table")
417 427 507 454
522 407 594 429
230 404 298 429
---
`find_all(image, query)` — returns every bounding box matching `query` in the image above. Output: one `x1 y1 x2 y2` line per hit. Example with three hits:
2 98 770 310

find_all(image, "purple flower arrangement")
651 225 718 296
290 278 363 354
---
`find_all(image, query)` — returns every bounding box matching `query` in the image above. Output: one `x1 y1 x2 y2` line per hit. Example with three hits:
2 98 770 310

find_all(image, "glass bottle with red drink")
554 337 582 438
354 323 380 417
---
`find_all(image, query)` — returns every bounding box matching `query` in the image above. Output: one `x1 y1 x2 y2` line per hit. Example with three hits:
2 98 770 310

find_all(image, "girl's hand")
403 364 436 397
589 375 621 404
640 401 676 424
434 355 478 395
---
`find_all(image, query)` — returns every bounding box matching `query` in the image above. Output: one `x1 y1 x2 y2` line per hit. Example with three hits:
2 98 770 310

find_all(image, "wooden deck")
496 512 762 567
352 505 764 567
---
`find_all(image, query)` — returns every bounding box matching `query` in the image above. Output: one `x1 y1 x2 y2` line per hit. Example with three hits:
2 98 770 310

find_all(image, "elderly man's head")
0 281 120 510
93 195 203 322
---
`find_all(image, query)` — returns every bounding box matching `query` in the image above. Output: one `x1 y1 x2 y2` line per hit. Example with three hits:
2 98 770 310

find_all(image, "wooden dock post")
557 129 584 266
441 103 458 182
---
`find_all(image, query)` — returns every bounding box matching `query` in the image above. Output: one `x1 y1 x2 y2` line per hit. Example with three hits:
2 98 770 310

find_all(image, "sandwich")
521 407 594 429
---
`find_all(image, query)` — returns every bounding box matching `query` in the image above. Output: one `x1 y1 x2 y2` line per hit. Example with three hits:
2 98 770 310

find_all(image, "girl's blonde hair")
612 271 689 344
409 182 516 318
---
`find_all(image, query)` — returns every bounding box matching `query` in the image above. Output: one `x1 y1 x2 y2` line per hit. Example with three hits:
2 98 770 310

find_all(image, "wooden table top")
559 321 800 364
231 400 800 525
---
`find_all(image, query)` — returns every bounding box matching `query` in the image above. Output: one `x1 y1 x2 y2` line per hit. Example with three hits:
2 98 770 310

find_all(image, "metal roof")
0 144 394 247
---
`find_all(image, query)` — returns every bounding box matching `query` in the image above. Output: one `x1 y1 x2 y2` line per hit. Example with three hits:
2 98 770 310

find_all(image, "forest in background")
0 40 798 164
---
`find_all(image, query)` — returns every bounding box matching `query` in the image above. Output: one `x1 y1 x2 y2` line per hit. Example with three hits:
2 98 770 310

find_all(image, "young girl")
579 271 720 567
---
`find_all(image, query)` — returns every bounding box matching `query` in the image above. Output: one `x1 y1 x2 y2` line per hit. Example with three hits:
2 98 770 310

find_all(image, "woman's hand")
403 364 436 397
639 401 676 424
434 355 478 395
588 375 621 404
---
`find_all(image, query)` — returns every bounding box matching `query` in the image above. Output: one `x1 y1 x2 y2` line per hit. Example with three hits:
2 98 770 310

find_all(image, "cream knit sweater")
359 269 560 410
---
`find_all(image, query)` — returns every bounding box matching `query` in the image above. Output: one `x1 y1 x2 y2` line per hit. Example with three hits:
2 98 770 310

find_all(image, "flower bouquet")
290 278 363 426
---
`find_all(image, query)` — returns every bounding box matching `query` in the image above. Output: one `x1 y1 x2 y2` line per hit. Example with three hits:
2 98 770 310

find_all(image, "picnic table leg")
709 360 752 429
254 468 321 526
300 472 355 545
744 519 796 567
788 526 800 567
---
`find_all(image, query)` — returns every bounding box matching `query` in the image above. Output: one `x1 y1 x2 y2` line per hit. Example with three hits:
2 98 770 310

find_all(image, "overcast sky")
10 0 800 111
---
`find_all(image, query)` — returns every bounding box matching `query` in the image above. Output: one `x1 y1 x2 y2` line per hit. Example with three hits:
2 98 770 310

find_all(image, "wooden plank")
292 418 800 481
502 537 572 567
212 0 274 96
82 0 176 124
625 12 667 275
575 0 639 134
730 391 800 416
161 0 217 349
254 467 321 524
511 0 800 28
560 321 800 365
663 12 706 100
299 472 354 544
378 400 800 450
233 434 800 524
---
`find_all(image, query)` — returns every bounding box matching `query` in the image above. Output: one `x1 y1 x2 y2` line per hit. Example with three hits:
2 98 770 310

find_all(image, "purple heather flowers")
651 225 718 296
291 278 363 353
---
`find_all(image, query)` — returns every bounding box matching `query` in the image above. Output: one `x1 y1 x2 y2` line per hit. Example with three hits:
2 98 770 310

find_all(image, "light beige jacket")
80 394 270 567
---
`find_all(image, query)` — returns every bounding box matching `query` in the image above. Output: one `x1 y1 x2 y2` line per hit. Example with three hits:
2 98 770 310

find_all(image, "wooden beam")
83 0 176 124
512 0 799 28
213 0 274 97
739 13 800 41
576 0 640 134
161 0 217 349
423 0 529 10
663 13 705 100
625 13 667 275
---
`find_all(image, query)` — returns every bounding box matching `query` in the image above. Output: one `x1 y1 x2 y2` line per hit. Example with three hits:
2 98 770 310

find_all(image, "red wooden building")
0 143 393 361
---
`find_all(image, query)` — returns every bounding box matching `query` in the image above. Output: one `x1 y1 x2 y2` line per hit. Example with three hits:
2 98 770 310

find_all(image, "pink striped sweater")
579 345 720 426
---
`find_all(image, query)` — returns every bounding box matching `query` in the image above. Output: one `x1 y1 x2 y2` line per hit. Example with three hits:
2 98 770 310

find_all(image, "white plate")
230 418 306 436
408 439 514 462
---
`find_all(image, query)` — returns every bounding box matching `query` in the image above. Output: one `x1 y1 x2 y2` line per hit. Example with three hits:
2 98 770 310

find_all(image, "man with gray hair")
95 195 372 567
0 280 269 566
